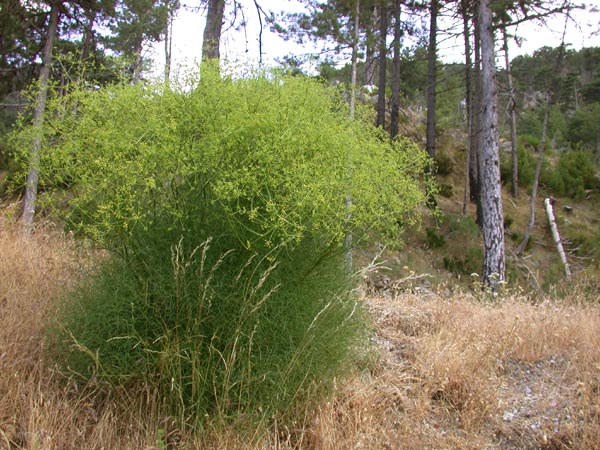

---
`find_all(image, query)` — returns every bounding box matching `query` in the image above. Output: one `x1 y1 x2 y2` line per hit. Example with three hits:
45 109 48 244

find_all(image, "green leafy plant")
14 66 429 429
441 216 482 276
567 103 600 151
541 149 599 199
438 183 453 198
425 227 446 249
500 135 540 189
433 152 454 177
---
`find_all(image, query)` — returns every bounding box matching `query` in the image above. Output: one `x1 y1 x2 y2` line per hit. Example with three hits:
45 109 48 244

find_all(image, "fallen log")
545 197 572 280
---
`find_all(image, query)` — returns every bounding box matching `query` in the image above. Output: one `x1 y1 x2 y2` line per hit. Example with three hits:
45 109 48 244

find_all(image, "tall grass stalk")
52 233 366 430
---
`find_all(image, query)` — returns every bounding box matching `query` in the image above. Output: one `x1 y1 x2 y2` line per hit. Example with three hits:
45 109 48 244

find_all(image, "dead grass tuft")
304 292 600 449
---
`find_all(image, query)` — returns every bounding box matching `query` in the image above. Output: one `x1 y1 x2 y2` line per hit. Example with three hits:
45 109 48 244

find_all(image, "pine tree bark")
425 0 438 160
364 5 377 86
349 0 360 119
376 0 387 129
461 0 472 215
472 12 483 227
20 2 60 230
424 0 438 208
503 26 519 198
81 10 96 62
478 0 505 289
202 0 225 61
390 0 402 140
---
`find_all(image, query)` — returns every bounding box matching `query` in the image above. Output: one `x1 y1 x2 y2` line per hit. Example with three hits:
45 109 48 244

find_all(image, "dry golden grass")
0 213 159 450
1 211 599 449
0 213 301 450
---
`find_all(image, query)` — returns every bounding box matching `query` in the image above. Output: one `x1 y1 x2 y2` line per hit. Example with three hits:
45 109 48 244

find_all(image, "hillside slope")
1 215 599 449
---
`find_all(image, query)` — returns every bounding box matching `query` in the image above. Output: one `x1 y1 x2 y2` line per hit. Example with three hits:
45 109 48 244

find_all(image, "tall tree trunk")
363 5 377 86
515 93 550 256
81 10 96 62
164 0 174 82
472 13 483 227
390 0 402 140
425 0 438 160
478 0 505 290
424 0 438 208
130 43 144 82
346 0 360 268
376 0 387 129
503 26 519 198
202 0 225 61
349 0 360 119
461 1 472 215
20 2 60 229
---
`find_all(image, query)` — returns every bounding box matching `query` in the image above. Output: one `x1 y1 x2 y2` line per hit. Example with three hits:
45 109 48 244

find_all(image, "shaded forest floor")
1 212 600 449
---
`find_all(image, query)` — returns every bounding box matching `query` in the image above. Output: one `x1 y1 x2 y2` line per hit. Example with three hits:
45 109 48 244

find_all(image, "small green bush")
567 103 600 151
541 149 599 199
443 246 483 276
500 136 540 189
425 227 446 249
434 152 454 176
438 183 453 198
447 215 479 237
541 166 567 197
500 135 598 200
442 216 482 275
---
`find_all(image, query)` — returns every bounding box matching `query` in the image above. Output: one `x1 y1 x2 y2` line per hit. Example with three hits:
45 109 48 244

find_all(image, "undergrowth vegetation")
2 219 599 449
500 139 599 201
7 67 429 429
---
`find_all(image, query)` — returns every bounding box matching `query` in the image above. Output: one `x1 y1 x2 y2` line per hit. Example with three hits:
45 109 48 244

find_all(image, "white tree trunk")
20 3 60 230
545 198 572 280
164 0 174 83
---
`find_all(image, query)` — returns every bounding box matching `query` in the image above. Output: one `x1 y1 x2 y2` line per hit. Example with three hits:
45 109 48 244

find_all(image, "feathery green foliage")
13 66 429 428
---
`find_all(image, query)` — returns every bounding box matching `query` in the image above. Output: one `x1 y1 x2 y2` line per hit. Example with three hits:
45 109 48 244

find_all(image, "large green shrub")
500 133 599 200
567 103 600 151
541 149 599 199
13 67 429 427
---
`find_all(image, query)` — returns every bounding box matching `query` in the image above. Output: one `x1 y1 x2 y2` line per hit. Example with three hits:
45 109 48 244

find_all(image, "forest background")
1 0 600 449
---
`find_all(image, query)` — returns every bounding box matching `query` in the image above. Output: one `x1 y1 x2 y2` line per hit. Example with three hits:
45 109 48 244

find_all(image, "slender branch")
497 2 579 29
253 0 265 64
